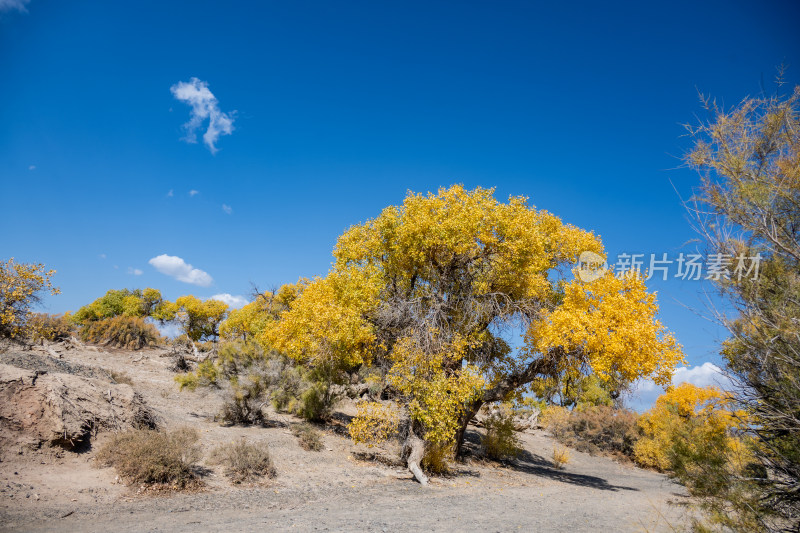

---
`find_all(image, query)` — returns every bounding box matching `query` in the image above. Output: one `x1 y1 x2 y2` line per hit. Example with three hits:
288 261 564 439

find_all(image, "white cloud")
148 254 213 287
127 267 143 276
0 0 31 12
210 293 249 309
222 204 233 215
28 165 35 171
167 189 174 197
170 78 236 154
628 362 732 412
189 189 199 197
99 253 107 259
673 362 730 389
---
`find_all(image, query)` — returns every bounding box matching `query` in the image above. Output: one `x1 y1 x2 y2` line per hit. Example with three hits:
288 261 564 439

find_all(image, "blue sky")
2 0 799 406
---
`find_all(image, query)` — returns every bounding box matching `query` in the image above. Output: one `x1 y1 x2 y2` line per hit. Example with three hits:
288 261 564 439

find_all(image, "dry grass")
110 370 134 386
292 423 324 451
95 427 202 489
552 445 570 469
210 439 276 484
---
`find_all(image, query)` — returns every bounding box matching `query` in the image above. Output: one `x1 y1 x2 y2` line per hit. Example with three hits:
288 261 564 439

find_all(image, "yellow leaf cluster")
634 383 745 471
348 401 400 446
528 271 684 387
0 258 60 338
261 267 381 369
387 336 485 447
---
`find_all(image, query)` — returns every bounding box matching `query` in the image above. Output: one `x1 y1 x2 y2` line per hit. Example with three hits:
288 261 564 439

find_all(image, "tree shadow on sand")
462 428 639 492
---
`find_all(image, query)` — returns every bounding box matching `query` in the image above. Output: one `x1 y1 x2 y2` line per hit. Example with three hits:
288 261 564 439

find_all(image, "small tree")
0 258 60 339
154 295 228 342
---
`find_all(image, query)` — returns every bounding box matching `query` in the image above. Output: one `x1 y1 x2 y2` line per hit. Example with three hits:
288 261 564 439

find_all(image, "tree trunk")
454 401 483 458
403 427 429 485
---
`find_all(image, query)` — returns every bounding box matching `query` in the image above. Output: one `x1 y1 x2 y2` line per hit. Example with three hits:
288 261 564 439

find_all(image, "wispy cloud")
0 0 31 13
28 165 36 171
189 189 199 197
210 293 248 309
170 78 236 154
99 253 107 259
167 189 174 197
222 204 233 215
127 267 143 276
148 254 213 287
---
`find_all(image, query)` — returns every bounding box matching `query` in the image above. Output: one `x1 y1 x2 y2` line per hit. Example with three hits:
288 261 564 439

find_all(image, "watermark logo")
576 251 609 282
576 252 762 283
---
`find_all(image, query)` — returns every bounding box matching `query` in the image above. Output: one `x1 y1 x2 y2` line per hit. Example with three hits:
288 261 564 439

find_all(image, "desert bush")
292 423 324 451
96 427 202 488
552 445 570 469
482 404 521 460
422 442 451 474
80 316 163 350
110 370 134 386
210 439 276 483
26 312 73 343
546 405 640 459
219 375 269 425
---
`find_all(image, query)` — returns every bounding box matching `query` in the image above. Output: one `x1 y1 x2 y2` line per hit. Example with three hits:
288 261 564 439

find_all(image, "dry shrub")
482 405 522 460
546 405 639 459
210 439 276 484
292 423 324 451
80 316 163 350
110 370 134 386
96 427 202 488
26 313 73 343
219 376 267 425
422 442 451 474
552 445 570 469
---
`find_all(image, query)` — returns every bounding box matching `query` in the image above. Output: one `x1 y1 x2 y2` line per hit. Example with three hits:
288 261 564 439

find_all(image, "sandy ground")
0 343 691 532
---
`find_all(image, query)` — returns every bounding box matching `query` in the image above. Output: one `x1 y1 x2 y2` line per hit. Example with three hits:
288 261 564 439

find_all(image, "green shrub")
482 405 522 460
96 427 202 488
80 316 163 350
210 439 276 484
292 423 324 451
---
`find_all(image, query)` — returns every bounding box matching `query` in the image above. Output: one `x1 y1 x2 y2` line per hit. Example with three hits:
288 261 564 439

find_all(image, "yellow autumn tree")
0 258 60 339
266 185 684 483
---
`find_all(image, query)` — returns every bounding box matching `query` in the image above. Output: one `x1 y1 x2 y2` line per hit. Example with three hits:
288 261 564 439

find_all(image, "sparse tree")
685 81 800 530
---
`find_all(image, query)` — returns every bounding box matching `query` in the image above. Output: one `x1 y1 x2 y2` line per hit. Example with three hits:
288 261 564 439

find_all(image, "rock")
0 363 156 450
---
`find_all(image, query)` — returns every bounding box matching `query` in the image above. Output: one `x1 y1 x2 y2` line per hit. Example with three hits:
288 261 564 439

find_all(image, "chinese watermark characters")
576 251 762 283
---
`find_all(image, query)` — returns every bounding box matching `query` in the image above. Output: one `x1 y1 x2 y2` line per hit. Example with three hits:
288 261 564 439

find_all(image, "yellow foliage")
157 295 229 342
552 445 570 469
634 383 745 471
387 336 485 448
262 268 381 369
349 401 400 446
528 271 684 387
0 258 60 338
